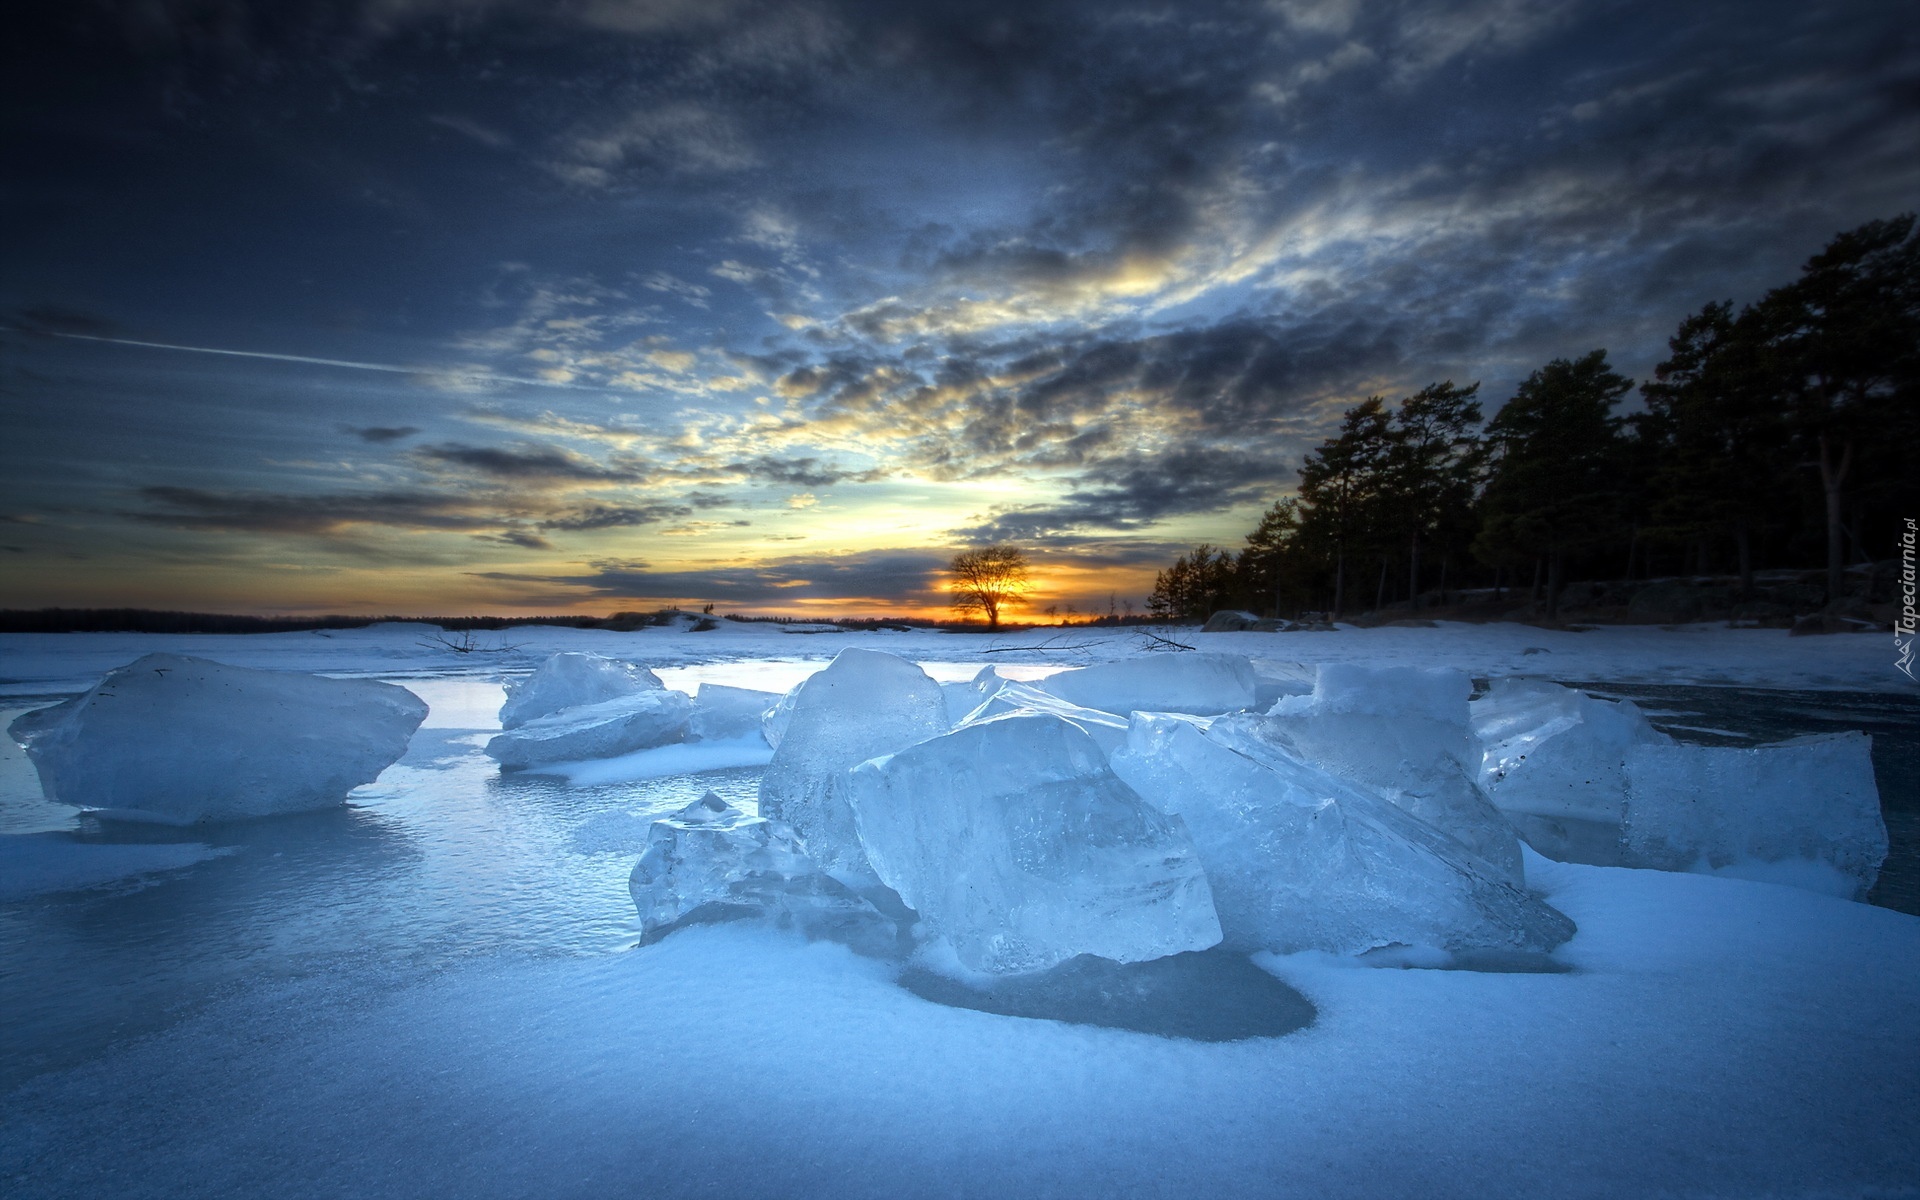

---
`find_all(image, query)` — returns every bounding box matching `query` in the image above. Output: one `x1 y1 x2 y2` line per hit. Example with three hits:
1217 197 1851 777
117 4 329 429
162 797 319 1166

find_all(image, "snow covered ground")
2 621 1916 1198
1 614 1911 696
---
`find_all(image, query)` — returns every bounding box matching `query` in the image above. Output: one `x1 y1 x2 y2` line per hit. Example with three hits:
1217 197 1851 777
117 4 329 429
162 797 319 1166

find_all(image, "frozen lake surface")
2 623 1916 1198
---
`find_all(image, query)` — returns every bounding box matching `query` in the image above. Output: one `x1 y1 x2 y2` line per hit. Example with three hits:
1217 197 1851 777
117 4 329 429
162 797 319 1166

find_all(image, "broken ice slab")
1037 652 1259 716
1249 659 1316 710
1623 731 1886 900
498 652 664 730
1112 713 1575 957
630 791 897 956
956 680 1129 757
846 712 1222 975
941 665 1009 727
1471 677 1673 865
1242 664 1525 885
8 653 427 824
688 683 780 742
1278 662 1475 719
760 676 806 751
757 648 948 882
485 689 692 770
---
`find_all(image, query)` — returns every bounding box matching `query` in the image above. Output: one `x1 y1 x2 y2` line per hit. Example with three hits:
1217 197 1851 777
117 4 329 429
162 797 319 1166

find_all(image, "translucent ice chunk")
757 648 948 881
1038 652 1258 716
1250 660 1316 710
761 678 806 751
941 666 1009 727
499 652 663 730
1282 662 1470 718
1471 678 1673 864
7 653 427 824
1235 664 1524 885
629 791 895 954
846 712 1222 975
1111 713 1576 956
485 689 692 770
956 681 1129 757
689 683 780 742
1623 732 1887 899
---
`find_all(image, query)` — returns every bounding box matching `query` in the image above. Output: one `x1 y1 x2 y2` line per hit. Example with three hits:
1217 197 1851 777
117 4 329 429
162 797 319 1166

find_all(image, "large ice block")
1471 678 1673 864
1037 653 1258 716
7 653 427 824
499 652 663 729
688 683 780 742
846 712 1222 975
757 648 947 880
629 791 896 954
485 689 692 769
1623 732 1886 899
1244 664 1524 884
957 681 1129 757
1112 713 1576 956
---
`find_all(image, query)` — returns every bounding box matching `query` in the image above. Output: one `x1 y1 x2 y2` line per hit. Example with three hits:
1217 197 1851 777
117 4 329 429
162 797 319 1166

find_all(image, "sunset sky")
2 0 1913 617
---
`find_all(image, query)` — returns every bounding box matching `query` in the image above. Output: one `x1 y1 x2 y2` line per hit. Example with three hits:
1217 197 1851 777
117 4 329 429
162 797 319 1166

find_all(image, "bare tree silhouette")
949 545 1032 630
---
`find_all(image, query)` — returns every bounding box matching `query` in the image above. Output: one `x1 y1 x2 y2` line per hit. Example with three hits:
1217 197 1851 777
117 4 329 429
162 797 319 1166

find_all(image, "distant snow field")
1 620 1915 1199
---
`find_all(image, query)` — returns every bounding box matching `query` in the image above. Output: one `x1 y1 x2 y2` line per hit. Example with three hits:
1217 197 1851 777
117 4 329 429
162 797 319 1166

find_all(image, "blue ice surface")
1 676 1917 1199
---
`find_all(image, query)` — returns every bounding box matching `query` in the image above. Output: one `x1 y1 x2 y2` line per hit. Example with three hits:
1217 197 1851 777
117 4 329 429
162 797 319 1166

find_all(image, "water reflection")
0 695 771 1090
0 804 417 1088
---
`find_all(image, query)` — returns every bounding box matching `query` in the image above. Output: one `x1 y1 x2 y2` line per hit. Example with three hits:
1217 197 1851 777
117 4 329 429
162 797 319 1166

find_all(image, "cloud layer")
2 0 1913 612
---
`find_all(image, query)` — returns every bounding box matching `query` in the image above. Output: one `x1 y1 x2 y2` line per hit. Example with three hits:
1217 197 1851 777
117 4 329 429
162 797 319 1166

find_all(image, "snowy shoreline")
2 617 1912 696
3 627 1916 1199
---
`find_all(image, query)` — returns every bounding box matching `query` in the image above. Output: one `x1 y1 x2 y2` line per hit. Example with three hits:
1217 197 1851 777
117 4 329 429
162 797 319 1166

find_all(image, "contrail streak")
21 329 598 391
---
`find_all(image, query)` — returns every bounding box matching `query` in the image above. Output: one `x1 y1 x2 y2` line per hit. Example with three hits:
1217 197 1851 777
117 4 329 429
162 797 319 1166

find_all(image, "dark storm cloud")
484 529 554 550
1009 320 1404 434
727 455 888 488
412 442 648 483
345 425 422 443
134 483 704 539
132 486 502 535
912 5 1280 284
954 445 1285 544
538 502 695 531
781 317 1396 492
474 549 953 605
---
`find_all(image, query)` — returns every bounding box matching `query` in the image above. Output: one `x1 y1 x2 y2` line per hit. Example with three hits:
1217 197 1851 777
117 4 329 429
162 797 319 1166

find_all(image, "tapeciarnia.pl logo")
1898 516 1916 681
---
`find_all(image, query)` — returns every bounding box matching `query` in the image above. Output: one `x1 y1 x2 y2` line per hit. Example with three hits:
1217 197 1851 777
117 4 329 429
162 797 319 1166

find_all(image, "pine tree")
1148 544 1239 620
1296 397 1394 618
1753 215 1920 608
1238 497 1303 616
1639 301 1789 596
1385 381 1483 608
1475 351 1631 618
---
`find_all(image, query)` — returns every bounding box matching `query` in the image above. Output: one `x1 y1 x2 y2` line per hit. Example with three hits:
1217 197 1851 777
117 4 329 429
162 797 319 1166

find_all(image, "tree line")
1148 216 1920 622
